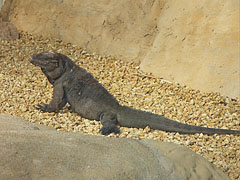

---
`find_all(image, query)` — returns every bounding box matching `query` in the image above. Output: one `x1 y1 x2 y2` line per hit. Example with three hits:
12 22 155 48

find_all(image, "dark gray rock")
0 114 230 180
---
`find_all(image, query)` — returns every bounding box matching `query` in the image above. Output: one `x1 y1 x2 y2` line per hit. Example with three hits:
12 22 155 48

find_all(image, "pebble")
0 32 239 179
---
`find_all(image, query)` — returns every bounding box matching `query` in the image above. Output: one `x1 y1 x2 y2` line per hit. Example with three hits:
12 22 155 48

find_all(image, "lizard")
29 50 240 135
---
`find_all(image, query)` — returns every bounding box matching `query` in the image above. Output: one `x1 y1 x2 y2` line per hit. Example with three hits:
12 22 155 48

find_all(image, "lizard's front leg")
35 83 67 112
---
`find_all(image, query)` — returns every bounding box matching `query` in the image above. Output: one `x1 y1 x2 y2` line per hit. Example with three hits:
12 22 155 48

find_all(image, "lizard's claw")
35 103 54 112
35 103 47 111
99 126 120 135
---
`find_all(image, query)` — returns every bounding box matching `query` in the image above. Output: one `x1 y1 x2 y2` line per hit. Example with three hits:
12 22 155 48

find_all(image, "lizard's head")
30 50 61 71
30 50 67 84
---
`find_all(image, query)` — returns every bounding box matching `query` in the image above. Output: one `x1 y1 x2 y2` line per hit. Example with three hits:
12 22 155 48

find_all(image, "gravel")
0 32 239 179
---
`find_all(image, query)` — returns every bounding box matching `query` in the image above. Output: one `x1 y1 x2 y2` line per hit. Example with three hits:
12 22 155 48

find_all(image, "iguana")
29 50 240 135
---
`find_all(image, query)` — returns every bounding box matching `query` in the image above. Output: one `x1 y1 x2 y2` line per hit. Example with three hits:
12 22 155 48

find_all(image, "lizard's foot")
100 125 120 135
99 112 120 135
35 103 56 113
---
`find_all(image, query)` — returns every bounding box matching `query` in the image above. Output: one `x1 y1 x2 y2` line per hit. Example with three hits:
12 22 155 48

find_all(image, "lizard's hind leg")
99 112 120 135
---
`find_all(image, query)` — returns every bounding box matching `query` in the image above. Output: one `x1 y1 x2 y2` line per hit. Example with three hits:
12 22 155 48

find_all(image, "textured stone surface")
0 0 10 21
140 0 240 99
0 0 5 9
0 0 19 41
0 17 19 40
1 0 239 98
0 114 231 180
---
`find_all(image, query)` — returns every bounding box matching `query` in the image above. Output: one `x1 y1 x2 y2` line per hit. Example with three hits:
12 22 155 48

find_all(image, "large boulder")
0 114 230 180
0 0 239 98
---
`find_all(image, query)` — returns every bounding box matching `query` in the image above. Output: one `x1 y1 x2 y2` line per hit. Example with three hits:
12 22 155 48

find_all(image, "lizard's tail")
118 106 240 135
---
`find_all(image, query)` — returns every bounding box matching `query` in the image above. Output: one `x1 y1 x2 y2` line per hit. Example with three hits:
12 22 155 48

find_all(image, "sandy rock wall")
140 0 240 98
1 0 161 61
1 0 239 98
0 0 5 9
0 17 19 40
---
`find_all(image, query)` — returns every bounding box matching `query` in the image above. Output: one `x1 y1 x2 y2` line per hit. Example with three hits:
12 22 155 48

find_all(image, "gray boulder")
0 114 230 180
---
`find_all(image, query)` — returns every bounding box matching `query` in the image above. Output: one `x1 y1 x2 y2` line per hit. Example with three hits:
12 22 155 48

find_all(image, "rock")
0 0 10 21
0 0 19 40
0 0 5 9
0 114 230 180
1 0 239 98
0 17 19 40
140 0 240 99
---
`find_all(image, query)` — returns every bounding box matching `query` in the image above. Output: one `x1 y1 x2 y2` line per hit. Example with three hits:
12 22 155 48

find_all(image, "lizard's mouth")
29 56 34 63
29 56 43 67
29 56 36 65
29 59 37 66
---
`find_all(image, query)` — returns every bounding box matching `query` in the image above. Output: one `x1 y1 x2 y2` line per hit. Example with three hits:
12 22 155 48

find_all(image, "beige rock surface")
0 17 19 40
0 114 231 180
0 0 5 9
140 0 240 99
1 0 239 98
